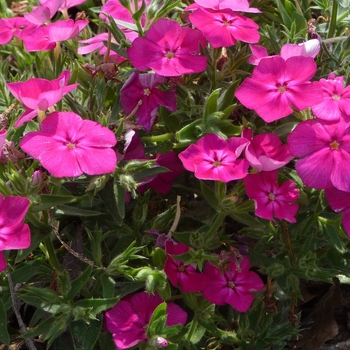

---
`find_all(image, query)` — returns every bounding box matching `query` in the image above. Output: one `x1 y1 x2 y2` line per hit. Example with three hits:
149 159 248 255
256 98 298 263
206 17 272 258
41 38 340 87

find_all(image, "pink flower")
243 170 300 222
127 19 207 77
146 151 183 195
120 72 176 131
22 19 88 52
311 73 350 121
179 133 249 182
78 33 126 63
186 0 261 13
280 39 320 60
6 70 78 127
105 291 187 350
117 130 145 162
245 132 293 172
25 0 86 24
19 111 117 178
202 256 264 312
0 194 31 272
235 56 323 122
189 8 260 48
325 186 350 237
287 117 350 192
24 0 62 25
0 17 37 45
248 39 320 65
164 241 208 292
58 0 86 11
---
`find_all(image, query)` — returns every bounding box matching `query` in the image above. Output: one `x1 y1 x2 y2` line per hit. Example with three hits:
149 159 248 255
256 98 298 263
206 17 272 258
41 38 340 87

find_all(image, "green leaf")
133 166 169 182
0 299 10 346
74 297 120 316
203 89 220 118
31 194 77 212
70 318 102 350
114 180 126 218
23 317 56 339
65 265 94 301
55 205 103 217
200 181 218 209
98 179 123 226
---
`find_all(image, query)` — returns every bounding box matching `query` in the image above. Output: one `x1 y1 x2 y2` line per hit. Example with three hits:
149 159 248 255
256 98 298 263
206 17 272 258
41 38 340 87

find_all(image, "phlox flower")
24 0 62 25
0 194 31 272
127 18 207 77
100 0 151 43
6 70 78 127
117 130 145 162
105 291 187 350
202 256 264 312
287 117 350 192
186 0 261 13
164 241 208 292
145 151 183 195
19 111 117 178
179 133 249 182
58 0 86 11
311 73 350 122
325 186 350 238
78 33 126 63
235 56 323 122
22 19 88 52
0 17 37 45
248 39 320 65
243 170 300 222
245 132 293 172
188 8 260 48
120 72 176 131
25 0 86 24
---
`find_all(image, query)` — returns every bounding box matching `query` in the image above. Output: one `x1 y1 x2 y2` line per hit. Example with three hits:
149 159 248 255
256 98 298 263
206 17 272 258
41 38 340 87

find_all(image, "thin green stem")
44 235 61 272
337 8 350 22
186 318 198 341
204 211 227 242
141 133 174 142
328 0 339 39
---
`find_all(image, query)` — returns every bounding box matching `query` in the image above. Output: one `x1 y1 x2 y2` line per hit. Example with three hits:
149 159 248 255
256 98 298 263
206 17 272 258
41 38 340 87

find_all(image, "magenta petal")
166 303 187 326
341 208 350 238
330 150 350 192
20 112 117 178
0 252 6 272
325 186 350 212
295 149 333 189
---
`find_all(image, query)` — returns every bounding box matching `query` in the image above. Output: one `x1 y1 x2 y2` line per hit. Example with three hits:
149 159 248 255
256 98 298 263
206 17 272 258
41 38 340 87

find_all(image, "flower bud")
31 170 43 187
149 336 168 349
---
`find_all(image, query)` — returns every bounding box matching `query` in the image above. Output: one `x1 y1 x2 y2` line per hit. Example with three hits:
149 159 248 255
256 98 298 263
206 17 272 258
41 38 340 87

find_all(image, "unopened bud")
31 170 43 187
149 336 168 349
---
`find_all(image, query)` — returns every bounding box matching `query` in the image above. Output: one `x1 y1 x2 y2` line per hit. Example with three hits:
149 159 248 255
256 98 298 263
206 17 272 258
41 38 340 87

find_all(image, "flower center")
228 281 235 288
67 142 76 149
165 51 174 59
332 94 341 101
330 140 340 150
268 193 275 200
278 85 286 93
178 265 185 272
213 161 221 166
144 88 151 96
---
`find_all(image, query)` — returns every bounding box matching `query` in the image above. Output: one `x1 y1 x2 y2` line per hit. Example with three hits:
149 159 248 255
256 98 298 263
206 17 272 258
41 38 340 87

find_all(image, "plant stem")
141 133 174 142
6 270 37 350
44 235 62 272
337 8 350 22
186 318 198 341
205 211 227 242
328 0 338 39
